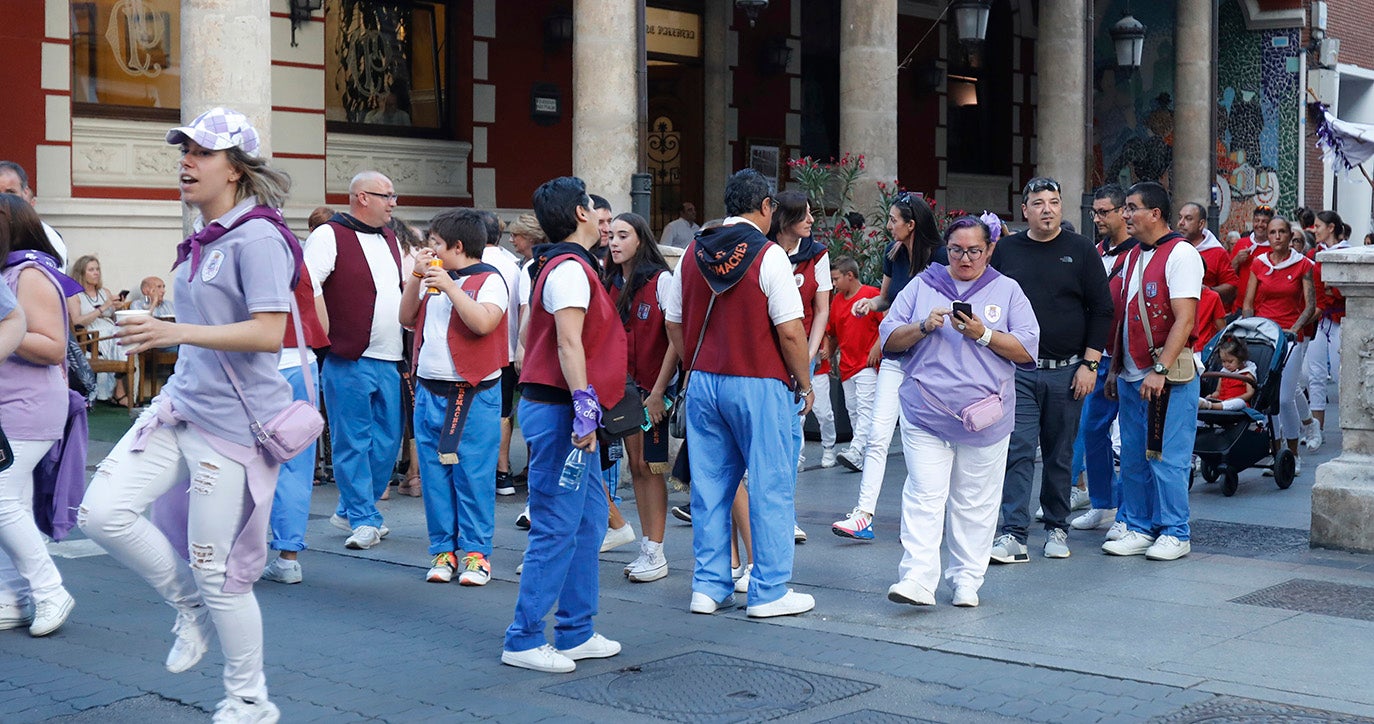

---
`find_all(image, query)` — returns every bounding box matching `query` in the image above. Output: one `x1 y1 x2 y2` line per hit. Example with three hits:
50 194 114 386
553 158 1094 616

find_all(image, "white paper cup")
114 309 151 323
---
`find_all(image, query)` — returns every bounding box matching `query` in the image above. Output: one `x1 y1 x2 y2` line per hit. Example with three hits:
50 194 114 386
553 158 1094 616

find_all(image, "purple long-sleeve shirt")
879 266 1040 447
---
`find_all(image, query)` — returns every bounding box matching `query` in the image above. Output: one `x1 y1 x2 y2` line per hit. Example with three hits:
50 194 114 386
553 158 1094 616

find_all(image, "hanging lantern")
1110 12 1147 71
736 0 768 28
952 0 992 46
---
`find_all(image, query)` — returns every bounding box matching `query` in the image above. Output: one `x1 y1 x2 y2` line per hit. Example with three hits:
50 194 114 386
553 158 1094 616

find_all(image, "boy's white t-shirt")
417 273 510 382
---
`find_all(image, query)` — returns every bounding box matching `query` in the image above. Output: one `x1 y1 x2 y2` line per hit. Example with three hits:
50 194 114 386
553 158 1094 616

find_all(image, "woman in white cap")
80 107 302 724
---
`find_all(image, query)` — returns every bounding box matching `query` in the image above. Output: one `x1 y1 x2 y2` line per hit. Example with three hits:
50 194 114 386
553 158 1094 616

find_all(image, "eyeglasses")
946 246 987 260
1091 205 1122 218
360 190 399 203
1122 203 1156 215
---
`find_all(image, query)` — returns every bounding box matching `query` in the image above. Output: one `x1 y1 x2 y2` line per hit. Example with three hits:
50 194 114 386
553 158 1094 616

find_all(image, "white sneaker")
344 525 382 550
1034 505 1044 521
624 538 649 576
600 523 636 552
1105 520 1127 541
1294 457 1303 476
30 589 75 637
1070 487 1091 511
989 534 1029 564
259 557 302 584
837 449 864 472
1303 421 1323 450
1071 508 1117 531
690 591 734 614
557 633 621 660
502 644 575 673
165 606 210 673
212 696 280 724
331 514 388 538
831 507 876 540
516 506 531 530
0 601 33 630
1102 530 1155 556
820 447 838 468
733 563 752 593
1043 528 1071 559
887 578 935 606
1145 534 1191 561
627 546 667 583
747 589 815 618
793 524 808 543
797 453 806 472
952 585 980 608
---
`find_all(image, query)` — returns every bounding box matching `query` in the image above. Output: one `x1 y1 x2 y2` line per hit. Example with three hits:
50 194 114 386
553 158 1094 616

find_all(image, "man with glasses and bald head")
303 171 406 551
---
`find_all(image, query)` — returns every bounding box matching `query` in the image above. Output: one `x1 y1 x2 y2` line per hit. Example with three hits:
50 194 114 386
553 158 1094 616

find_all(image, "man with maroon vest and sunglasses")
1104 181 1203 562
502 176 628 674
662 168 816 619
303 170 405 551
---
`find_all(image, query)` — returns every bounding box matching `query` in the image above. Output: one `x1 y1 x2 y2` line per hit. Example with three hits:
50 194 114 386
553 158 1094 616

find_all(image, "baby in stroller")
1199 338 1256 412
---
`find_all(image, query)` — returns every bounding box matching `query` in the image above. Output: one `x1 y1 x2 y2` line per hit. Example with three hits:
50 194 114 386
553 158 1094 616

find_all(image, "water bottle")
608 438 624 461
558 448 586 491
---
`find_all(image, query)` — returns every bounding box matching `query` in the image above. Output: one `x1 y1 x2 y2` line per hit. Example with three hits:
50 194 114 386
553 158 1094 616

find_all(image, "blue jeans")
323 355 402 529
414 382 500 556
1071 362 1120 510
999 365 1084 541
1116 375 1199 540
268 364 319 552
687 372 799 607
504 399 608 653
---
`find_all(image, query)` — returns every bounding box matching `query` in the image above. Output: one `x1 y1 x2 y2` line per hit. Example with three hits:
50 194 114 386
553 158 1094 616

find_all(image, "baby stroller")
1192 317 1295 496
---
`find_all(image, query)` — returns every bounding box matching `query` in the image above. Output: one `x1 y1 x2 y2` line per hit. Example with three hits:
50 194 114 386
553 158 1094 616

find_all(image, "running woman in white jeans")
0 196 77 637
79 109 299 724
832 192 942 540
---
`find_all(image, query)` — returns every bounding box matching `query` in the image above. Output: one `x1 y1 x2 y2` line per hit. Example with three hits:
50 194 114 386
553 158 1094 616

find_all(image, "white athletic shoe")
600 523 636 553
820 447 838 468
165 606 210 673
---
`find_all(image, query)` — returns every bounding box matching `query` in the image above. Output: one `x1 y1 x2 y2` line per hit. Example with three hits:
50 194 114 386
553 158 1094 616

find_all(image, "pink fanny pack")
915 378 1007 433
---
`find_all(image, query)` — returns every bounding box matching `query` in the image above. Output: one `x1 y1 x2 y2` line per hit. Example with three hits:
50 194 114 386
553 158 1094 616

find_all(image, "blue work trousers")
323 354 402 529
1116 375 1199 540
414 382 500 556
268 364 319 551
1070 363 1120 510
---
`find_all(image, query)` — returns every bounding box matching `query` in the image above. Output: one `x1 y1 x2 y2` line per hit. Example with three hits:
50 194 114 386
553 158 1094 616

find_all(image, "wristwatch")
976 327 993 347
1151 362 1169 376
1080 359 1099 372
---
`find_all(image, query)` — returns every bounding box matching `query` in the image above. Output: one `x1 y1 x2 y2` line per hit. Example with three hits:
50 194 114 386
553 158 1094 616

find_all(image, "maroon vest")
625 271 670 390
1098 240 1132 358
793 252 824 334
521 254 628 407
283 263 328 349
1114 233 1196 372
412 272 510 384
680 242 790 384
319 222 402 361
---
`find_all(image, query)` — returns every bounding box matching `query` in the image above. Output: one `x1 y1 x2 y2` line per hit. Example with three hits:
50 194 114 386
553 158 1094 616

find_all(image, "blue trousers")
268 364 319 552
1116 375 1199 540
504 399 607 653
323 354 402 529
414 382 500 556
687 372 798 607
1070 362 1120 510
1000 366 1083 541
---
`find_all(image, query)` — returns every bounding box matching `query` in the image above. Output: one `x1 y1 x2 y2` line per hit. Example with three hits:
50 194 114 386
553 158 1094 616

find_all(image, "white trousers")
1306 319 1341 413
896 418 1009 595
80 422 266 701
0 439 63 606
811 371 837 450
841 368 878 458
1277 342 1307 440
855 359 902 514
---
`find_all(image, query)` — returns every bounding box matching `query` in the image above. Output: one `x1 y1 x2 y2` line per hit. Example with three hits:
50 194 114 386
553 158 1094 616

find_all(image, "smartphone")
952 301 973 319
118 290 130 301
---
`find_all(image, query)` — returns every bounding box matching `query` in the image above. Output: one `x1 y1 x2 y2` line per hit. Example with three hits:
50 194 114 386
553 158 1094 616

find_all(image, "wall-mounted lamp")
736 0 768 28
951 0 992 47
761 38 793 74
544 10 574 51
289 0 323 48
1109 11 1147 73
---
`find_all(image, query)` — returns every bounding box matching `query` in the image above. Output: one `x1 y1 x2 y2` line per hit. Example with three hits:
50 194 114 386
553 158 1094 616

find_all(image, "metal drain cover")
1230 578 1374 622
544 650 877 722
1152 695 1374 723
1189 520 1308 556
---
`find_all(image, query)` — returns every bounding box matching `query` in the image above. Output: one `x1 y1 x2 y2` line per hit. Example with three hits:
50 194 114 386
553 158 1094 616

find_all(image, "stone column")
839 0 897 213
702 0 730 219
1311 246 1374 552
573 0 637 214
1173 0 1213 209
181 0 272 155
1034 0 1086 204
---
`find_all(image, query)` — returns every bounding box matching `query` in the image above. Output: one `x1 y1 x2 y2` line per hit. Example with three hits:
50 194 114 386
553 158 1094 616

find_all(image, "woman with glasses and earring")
831 192 941 542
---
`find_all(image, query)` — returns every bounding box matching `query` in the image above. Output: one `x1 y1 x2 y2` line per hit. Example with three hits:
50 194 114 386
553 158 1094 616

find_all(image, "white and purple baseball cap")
165 107 261 157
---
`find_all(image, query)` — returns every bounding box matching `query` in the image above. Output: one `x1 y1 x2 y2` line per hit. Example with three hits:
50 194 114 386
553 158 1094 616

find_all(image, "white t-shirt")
278 272 324 370
516 258 534 308
482 245 522 357
808 251 833 292
1120 241 1204 382
541 259 592 313
302 223 404 361
662 240 804 326
660 218 701 249
417 273 509 382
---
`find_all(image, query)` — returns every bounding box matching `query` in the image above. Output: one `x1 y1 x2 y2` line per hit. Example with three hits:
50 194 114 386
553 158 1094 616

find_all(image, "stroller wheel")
1222 469 1240 497
1274 448 1297 490
1201 461 1220 485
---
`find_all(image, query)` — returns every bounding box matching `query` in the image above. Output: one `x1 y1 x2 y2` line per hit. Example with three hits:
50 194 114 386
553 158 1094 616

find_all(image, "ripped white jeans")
80 421 266 702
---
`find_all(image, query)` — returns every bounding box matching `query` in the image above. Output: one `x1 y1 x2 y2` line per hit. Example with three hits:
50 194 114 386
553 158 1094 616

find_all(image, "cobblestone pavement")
6 410 1373 722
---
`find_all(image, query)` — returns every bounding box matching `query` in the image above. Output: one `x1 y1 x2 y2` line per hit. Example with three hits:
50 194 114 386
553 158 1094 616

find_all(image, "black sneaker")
496 470 516 496
671 503 692 523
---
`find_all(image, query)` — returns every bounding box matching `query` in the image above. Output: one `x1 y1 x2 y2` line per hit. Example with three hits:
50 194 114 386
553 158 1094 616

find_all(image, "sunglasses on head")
1026 178 1061 194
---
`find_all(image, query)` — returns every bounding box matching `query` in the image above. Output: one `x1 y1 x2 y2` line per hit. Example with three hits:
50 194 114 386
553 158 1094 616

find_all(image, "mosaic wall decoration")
1215 0 1302 235
1091 0 1177 194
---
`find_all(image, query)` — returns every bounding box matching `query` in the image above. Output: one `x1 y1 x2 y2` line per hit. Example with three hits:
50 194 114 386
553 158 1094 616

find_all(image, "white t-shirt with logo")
417 273 509 382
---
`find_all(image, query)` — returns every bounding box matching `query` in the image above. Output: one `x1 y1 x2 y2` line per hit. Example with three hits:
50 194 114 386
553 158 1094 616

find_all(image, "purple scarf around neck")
917 262 1002 301
172 205 304 287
